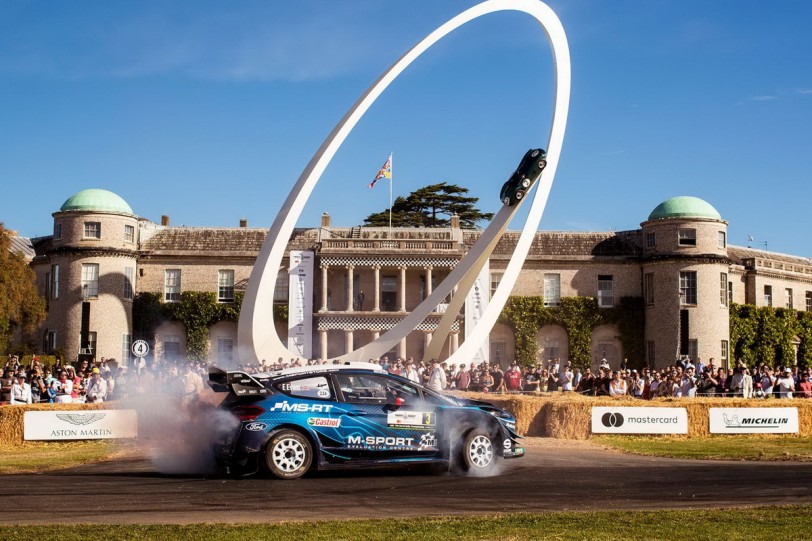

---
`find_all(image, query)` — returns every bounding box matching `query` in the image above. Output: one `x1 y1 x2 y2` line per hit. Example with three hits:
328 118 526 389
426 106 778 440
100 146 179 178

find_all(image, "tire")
530 149 540 157
263 430 313 480
515 190 523 200
538 159 547 170
461 429 499 475
520 178 531 188
503 197 511 206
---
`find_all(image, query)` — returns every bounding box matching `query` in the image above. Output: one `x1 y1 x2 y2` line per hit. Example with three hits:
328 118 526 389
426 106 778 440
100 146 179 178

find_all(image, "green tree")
0 224 46 352
364 182 493 228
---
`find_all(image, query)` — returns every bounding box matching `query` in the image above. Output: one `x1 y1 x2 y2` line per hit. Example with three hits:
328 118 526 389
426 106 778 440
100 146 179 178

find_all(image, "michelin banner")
591 407 688 434
464 261 489 364
288 250 314 358
709 408 799 434
24 410 138 441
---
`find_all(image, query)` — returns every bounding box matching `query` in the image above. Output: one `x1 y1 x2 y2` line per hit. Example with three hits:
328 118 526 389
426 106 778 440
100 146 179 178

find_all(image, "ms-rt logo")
601 412 624 428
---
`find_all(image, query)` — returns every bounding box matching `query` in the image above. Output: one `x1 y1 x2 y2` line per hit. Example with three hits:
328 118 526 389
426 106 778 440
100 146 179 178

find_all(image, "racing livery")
208 363 524 479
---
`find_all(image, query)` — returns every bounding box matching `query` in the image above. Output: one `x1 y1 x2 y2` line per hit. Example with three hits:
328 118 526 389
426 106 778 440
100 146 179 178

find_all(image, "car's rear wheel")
264 430 312 480
538 159 547 170
461 429 499 475
515 190 524 200
521 178 531 188
503 197 511 206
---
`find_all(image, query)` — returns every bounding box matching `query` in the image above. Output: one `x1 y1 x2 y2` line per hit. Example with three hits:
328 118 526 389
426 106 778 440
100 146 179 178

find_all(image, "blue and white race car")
207 363 524 479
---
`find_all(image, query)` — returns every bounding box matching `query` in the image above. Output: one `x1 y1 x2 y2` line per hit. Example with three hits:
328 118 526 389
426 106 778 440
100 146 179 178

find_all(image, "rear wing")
208 366 272 397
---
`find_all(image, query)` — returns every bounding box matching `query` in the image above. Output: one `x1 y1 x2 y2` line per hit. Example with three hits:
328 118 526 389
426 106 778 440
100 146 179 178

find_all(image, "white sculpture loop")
238 0 570 364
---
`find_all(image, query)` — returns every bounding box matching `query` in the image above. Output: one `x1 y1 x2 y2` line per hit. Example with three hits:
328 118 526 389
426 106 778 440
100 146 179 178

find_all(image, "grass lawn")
594 434 812 461
0 441 122 474
0 506 809 540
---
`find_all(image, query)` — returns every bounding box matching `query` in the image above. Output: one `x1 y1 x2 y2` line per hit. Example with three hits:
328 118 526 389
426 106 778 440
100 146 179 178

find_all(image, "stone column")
399 336 407 358
423 331 433 357
450 331 460 354
320 265 329 313
345 330 354 354
373 265 381 312
399 265 407 313
425 266 433 297
346 265 355 312
372 330 381 341
320 330 328 360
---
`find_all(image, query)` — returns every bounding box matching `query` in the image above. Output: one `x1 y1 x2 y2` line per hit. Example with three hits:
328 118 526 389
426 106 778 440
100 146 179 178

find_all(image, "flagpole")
388 152 393 240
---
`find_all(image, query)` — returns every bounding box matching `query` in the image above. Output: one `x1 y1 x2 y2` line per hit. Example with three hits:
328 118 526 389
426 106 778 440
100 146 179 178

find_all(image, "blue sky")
1 0 810 256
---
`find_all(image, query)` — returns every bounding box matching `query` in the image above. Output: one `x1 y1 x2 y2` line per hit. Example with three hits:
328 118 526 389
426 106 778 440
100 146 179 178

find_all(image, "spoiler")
208 366 272 396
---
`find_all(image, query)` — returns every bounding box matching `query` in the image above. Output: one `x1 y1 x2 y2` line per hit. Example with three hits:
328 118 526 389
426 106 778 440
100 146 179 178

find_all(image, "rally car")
207 363 524 479
499 148 547 206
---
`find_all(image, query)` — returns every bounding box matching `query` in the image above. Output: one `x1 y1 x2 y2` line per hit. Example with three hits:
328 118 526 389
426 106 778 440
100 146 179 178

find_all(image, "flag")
368 153 392 188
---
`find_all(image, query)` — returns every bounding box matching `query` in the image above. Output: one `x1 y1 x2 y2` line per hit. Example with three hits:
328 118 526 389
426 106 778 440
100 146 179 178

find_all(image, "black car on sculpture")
208 363 524 479
500 148 547 206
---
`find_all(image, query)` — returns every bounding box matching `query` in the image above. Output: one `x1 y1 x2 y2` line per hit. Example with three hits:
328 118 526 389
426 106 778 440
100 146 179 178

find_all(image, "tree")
0 224 46 352
363 182 493 228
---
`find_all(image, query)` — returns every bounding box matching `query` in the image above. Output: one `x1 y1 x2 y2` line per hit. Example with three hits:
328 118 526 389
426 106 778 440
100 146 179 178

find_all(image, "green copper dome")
648 196 721 221
60 189 134 215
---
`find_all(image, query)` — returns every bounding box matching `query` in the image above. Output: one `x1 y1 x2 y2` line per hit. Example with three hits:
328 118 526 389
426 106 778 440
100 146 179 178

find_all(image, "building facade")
20 189 812 370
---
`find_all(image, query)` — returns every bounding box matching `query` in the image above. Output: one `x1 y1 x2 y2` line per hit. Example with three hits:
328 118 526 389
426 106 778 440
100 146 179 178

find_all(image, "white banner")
24 410 138 441
709 407 799 434
288 250 314 358
591 407 688 434
464 261 489 364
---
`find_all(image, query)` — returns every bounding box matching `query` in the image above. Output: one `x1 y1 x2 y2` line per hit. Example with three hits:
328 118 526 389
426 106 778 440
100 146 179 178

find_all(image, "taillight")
233 405 265 421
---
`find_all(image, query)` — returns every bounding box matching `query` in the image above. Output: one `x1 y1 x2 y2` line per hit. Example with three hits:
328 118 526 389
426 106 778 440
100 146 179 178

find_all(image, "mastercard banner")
591 407 688 434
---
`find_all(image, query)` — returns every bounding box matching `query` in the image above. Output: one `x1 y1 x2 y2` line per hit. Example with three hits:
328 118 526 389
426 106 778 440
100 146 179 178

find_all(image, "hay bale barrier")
459 392 812 439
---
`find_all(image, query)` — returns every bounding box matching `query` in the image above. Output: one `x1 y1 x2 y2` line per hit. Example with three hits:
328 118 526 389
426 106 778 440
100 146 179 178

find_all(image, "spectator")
523 366 540 392
404 361 419 384
491 364 506 393
775 368 795 399
181 363 204 406
103 371 116 401
85 368 108 403
677 367 697 398
10 375 32 404
1 369 14 404
428 360 447 392
572 368 582 390
631 370 644 398
559 362 574 392
455 363 471 391
547 368 560 393
729 368 744 397
505 363 522 393
480 368 494 393
576 368 595 395
742 368 754 399
648 372 661 398
609 371 627 397
760 367 776 397
798 374 812 398
53 371 73 404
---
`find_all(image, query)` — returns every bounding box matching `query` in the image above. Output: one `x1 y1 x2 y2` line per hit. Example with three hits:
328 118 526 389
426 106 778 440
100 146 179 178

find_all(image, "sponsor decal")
346 434 415 450
55 413 107 426
24 410 138 441
317 389 330 398
503 421 516 431
245 422 268 431
418 432 437 450
709 408 799 434
591 407 688 434
307 417 341 428
269 401 334 413
387 411 436 429
503 438 511 450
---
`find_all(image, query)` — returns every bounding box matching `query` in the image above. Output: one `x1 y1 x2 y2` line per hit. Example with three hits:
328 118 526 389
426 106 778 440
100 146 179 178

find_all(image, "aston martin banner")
288 250 314 358
24 410 138 440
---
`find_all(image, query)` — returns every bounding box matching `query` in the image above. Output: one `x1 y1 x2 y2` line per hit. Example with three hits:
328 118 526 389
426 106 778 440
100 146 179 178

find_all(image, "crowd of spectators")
0 354 206 406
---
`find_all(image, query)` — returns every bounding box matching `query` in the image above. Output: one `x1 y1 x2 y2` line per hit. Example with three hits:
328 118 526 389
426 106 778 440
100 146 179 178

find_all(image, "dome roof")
59 189 134 215
648 196 721 221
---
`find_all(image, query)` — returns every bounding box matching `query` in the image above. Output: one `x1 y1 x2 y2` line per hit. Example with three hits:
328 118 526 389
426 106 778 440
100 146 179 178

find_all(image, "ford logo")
245 422 268 432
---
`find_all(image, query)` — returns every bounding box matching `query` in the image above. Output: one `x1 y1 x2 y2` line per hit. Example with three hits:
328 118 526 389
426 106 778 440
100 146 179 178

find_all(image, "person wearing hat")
775 367 795 399
85 367 108 403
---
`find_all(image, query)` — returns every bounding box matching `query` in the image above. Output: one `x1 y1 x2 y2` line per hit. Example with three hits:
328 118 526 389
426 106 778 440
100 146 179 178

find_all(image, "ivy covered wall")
498 296 645 370
132 291 288 362
730 303 812 368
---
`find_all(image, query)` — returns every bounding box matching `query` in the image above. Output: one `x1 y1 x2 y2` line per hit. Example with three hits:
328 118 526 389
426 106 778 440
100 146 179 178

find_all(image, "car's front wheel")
264 430 313 480
459 428 499 475
538 159 547 170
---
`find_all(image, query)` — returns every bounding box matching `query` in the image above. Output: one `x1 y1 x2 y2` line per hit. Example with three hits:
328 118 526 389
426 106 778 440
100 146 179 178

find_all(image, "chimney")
321 212 331 228
239 218 248 228
450 213 460 229
161 215 170 226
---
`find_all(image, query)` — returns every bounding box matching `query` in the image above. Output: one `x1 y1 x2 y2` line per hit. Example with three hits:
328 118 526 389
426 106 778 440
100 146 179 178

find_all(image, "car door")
333 372 440 459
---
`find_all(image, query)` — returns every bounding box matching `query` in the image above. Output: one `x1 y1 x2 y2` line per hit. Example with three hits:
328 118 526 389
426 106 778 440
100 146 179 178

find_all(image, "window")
45 331 57 354
164 270 181 302
646 341 656 366
720 273 728 307
786 288 793 309
718 231 726 249
543 340 560 360
81 264 99 298
764 285 772 307
597 275 614 308
721 340 729 363
218 270 235 303
645 232 655 249
123 267 135 300
86 331 97 355
163 335 180 362
644 273 654 306
54 223 62 240
491 341 506 364
278 376 333 400
122 334 132 365
678 228 696 246
217 338 234 364
679 271 697 305
807 291 812 312
84 222 101 239
51 264 60 299
728 281 734 307
334 373 418 404
124 225 135 243
273 269 288 302
688 339 698 362
490 273 503 298
543 273 561 307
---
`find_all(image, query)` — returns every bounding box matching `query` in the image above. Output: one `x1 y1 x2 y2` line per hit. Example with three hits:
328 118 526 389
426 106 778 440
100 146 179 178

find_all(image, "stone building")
19 189 812 370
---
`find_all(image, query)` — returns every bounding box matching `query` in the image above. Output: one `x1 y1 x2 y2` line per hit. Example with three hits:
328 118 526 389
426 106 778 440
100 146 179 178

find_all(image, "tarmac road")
1 438 810 525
